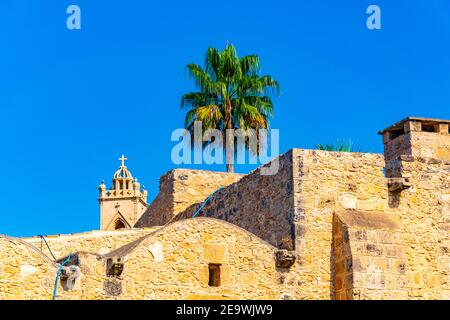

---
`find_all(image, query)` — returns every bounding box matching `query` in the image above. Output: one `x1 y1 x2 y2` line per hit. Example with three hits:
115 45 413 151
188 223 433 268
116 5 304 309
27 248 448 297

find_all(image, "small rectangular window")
208 264 221 287
422 124 436 132
389 128 404 140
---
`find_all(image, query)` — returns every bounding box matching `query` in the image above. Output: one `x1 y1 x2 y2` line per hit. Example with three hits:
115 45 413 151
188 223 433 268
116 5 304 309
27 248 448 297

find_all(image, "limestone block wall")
50 218 303 300
382 119 450 162
169 149 390 299
0 236 57 300
184 149 388 297
292 149 389 299
54 251 109 300
384 133 411 162
387 156 450 299
135 169 243 228
112 218 300 300
385 132 450 161
333 211 407 300
176 151 296 250
409 131 450 160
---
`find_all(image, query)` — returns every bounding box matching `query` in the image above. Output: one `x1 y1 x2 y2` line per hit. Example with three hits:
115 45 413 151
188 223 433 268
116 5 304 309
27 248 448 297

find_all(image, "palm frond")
240 54 260 75
205 47 221 81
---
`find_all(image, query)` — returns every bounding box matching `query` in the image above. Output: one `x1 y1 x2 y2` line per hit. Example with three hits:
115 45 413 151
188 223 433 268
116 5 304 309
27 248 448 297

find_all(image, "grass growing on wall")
315 139 364 152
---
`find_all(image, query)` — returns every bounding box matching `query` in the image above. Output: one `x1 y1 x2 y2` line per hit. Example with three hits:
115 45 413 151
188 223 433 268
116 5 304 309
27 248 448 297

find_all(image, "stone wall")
384 131 450 162
383 132 411 162
0 236 57 300
292 149 389 299
333 210 407 300
176 151 296 250
382 118 450 161
175 149 388 298
1 219 305 300
135 169 243 228
106 218 301 300
409 131 450 160
387 156 450 299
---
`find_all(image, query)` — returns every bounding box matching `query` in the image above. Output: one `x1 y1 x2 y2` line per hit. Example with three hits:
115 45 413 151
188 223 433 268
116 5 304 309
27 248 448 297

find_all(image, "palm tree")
181 44 280 172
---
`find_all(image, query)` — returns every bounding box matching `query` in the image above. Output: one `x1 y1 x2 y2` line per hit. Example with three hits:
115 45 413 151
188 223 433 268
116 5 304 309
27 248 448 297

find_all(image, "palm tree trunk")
225 128 234 173
225 101 234 173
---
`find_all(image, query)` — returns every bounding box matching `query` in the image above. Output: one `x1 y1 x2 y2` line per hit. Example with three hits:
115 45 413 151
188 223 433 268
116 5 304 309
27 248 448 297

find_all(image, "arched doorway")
114 219 126 230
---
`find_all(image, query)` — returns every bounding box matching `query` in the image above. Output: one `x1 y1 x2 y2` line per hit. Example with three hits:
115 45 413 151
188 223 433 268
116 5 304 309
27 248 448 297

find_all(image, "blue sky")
0 1 449 236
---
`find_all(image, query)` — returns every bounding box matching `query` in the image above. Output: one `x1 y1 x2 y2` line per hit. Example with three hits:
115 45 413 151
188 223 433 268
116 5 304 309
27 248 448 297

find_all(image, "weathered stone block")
103 279 122 296
385 244 405 258
372 257 389 272
390 259 406 274
366 243 384 256
353 256 371 272
203 244 226 263
366 273 386 290
353 272 365 288
148 242 164 262
339 193 357 209
275 250 296 268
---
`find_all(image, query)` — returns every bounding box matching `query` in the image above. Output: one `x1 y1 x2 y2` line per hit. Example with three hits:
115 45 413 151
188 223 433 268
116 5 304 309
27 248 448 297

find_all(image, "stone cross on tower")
119 155 128 167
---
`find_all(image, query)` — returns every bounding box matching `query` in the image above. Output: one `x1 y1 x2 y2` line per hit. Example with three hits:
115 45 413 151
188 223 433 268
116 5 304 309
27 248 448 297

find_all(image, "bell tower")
98 155 148 230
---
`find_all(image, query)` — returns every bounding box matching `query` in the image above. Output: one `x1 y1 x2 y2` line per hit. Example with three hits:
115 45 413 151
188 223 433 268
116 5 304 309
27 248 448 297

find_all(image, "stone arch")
114 219 126 230
105 212 131 231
